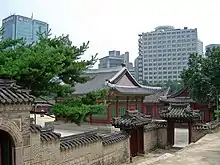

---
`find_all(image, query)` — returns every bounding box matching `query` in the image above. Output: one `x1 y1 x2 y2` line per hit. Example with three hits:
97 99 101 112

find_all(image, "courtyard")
130 130 220 165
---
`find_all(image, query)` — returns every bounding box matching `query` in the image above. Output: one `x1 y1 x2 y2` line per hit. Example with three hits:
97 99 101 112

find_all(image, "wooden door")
167 121 174 146
130 129 138 157
138 127 144 154
0 143 1 165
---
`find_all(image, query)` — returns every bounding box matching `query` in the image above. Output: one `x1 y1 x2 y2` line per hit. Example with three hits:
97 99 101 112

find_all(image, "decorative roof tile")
30 124 42 133
193 120 220 130
73 68 121 95
0 79 35 104
112 110 152 128
102 131 129 146
159 88 195 103
30 124 61 141
144 87 170 103
60 130 101 151
159 97 194 103
159 103 200 121
105 66 162 95
40 130 61 142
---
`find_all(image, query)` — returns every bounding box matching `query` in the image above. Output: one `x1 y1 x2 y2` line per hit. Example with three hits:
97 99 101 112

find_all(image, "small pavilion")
112 110 152 162
159 103 200 146
104 66 161 123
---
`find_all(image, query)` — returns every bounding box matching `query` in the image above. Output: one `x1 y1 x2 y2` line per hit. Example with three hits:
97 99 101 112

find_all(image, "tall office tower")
137 26 203 85
2 14 49 43
98 50 130 69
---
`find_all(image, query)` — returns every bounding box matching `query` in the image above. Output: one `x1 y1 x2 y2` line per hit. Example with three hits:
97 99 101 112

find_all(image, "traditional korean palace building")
74 65 162 123
144 88 215 123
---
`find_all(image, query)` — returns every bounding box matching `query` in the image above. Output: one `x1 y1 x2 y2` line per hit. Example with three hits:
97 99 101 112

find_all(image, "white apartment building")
136 26 203 85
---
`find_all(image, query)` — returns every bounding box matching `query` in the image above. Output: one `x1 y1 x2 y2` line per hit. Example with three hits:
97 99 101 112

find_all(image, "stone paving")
130 131 220 165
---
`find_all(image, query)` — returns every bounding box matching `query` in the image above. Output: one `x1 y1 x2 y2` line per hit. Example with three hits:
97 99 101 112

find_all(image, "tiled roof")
30 124 42 133
0 79 35 104
110 86 162 95
159 88 195 104
102 131 129 146
73 69 120 95
40 129 61 142
105 67 162 95
30 124 61 141
112 110 152 128
159 97 194 103
159 103 200 121
193 120 220 130
60 130 101 151
144 87 171 103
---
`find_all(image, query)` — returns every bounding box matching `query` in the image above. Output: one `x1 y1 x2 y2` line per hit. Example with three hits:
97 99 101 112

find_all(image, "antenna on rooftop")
31 13 34 20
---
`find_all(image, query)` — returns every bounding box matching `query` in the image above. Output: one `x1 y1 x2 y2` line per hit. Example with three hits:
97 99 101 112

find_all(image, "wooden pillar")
129 130 133 163
152 104 156 117
167 120 174 146
107 94 111 123
126 96 129 110
137 128 140 154
135 97 138 110
0 143 1 165
116 97 119 117
141 96 145 113
188 121 192 144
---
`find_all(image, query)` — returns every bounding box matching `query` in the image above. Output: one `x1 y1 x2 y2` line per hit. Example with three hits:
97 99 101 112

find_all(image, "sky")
1 0 220 67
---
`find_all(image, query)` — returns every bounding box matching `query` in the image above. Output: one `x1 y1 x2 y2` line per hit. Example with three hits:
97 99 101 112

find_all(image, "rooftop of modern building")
2 14 48 24
139 26 197 35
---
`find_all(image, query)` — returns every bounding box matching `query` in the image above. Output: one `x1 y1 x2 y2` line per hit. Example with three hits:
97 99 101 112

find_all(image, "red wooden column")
107 93 111 123
141 96 145 113
116 96 119 117
167 120 174 146
152 104 156 117
137 128 140 154
126 96 129 110
135 97 138 110
0 143 1 165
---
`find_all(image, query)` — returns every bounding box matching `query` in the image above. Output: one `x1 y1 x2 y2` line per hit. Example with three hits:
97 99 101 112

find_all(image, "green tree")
181 48 220 105
51 89 107 125
0 33 97 97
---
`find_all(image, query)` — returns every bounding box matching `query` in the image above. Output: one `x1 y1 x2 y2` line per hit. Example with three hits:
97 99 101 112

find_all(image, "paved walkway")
131 131 220 165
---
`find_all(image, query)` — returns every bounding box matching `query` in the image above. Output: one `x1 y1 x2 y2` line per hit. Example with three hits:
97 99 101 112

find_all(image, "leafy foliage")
51 89 107 125
181 48 220 105
214 109 220 120
0 33 97 97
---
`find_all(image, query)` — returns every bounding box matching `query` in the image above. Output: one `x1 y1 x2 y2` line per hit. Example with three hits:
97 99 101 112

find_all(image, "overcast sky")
1 0 220 67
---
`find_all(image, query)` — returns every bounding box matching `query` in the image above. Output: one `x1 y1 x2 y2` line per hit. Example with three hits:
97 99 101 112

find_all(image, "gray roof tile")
159 103 200 121
0 79 35 104
112 110 152 128
73 70 119 94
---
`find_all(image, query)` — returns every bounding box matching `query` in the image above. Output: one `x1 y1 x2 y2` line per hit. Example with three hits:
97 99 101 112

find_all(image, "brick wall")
30 132 130 165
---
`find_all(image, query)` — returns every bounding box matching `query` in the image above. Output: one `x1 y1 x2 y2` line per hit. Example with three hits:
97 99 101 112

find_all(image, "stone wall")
143 121 167 153
29 129 130 165
191 120 220 142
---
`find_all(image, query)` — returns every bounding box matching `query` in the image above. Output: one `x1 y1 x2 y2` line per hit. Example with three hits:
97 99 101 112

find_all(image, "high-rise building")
136 26 203 85
98 51 130 69
2 14 48 43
